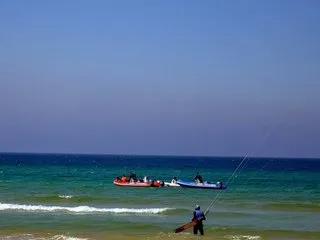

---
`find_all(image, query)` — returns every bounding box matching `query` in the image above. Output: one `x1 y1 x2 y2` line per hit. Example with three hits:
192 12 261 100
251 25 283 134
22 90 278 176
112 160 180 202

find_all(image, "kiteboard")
174 218 198 233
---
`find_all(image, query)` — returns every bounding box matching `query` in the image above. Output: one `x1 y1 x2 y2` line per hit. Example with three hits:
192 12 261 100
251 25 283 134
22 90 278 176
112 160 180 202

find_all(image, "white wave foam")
0 234 44 240
0 203 171 214
51 235 88 240
0 234 88 240
58 195 73 199
225 235 261 240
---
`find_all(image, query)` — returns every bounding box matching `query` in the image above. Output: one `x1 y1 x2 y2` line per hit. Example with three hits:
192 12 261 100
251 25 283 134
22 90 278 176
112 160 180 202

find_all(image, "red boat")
113 180 152 187
113 179 164 187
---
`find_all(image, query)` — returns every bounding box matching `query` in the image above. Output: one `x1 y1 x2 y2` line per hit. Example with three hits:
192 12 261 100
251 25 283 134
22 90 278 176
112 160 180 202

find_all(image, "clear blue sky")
0 0 319 158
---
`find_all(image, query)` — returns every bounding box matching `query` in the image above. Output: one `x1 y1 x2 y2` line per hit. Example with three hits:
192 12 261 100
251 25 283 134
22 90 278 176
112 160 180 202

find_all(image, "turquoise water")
0 153 319 240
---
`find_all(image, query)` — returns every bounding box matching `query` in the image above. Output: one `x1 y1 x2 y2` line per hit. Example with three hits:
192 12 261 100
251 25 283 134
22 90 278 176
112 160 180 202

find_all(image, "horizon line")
0 151 319 160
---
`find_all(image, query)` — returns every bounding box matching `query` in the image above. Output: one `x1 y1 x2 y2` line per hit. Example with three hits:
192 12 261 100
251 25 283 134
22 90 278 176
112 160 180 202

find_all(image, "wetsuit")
193 209 206 235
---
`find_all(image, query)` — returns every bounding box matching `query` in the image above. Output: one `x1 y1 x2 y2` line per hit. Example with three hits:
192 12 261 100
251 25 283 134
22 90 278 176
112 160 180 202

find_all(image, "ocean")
0 153 319 240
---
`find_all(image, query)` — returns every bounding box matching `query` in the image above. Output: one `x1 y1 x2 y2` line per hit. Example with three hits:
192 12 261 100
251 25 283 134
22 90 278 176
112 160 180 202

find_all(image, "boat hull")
177 180 227 189
113 180 151 187
164 181 180 187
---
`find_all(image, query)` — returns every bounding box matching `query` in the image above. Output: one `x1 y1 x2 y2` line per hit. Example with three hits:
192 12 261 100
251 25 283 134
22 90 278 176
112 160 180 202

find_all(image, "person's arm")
196 212 206 221
192 211 196 221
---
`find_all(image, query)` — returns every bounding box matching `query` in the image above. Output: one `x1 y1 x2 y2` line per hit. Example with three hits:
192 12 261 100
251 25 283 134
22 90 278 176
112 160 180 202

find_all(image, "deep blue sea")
0 153 319 240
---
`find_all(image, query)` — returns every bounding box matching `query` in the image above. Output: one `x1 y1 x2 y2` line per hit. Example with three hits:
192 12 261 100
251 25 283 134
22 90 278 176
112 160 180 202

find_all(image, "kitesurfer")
192 205 206 235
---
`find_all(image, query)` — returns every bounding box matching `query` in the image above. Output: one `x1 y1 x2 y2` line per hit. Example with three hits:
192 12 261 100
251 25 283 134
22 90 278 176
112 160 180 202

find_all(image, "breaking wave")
58 195 73 199
0 203 172 214
225 235 261 240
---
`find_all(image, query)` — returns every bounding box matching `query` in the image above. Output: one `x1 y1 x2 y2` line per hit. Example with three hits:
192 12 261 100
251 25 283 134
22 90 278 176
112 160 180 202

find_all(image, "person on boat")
121 174 127 183
143 176 149 183
129 171 137 182
192 205 206 235
194 172 204 183
171 176 178 184
152 180 159 187
160 181 164 187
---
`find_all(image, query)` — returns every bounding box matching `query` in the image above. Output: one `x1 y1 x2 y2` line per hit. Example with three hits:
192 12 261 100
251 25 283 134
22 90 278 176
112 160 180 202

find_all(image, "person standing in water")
192 205 206 235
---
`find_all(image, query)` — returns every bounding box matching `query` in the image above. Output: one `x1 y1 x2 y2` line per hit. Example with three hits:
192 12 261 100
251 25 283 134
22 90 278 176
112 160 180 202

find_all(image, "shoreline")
0 232 218 240
1 228 320 240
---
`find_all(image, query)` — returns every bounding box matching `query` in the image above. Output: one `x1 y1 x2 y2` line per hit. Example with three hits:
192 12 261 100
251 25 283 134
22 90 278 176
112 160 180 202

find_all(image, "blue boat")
177 180 227 190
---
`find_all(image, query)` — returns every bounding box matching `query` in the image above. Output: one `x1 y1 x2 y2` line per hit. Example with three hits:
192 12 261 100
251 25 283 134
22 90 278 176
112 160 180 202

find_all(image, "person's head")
195 205 200 210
